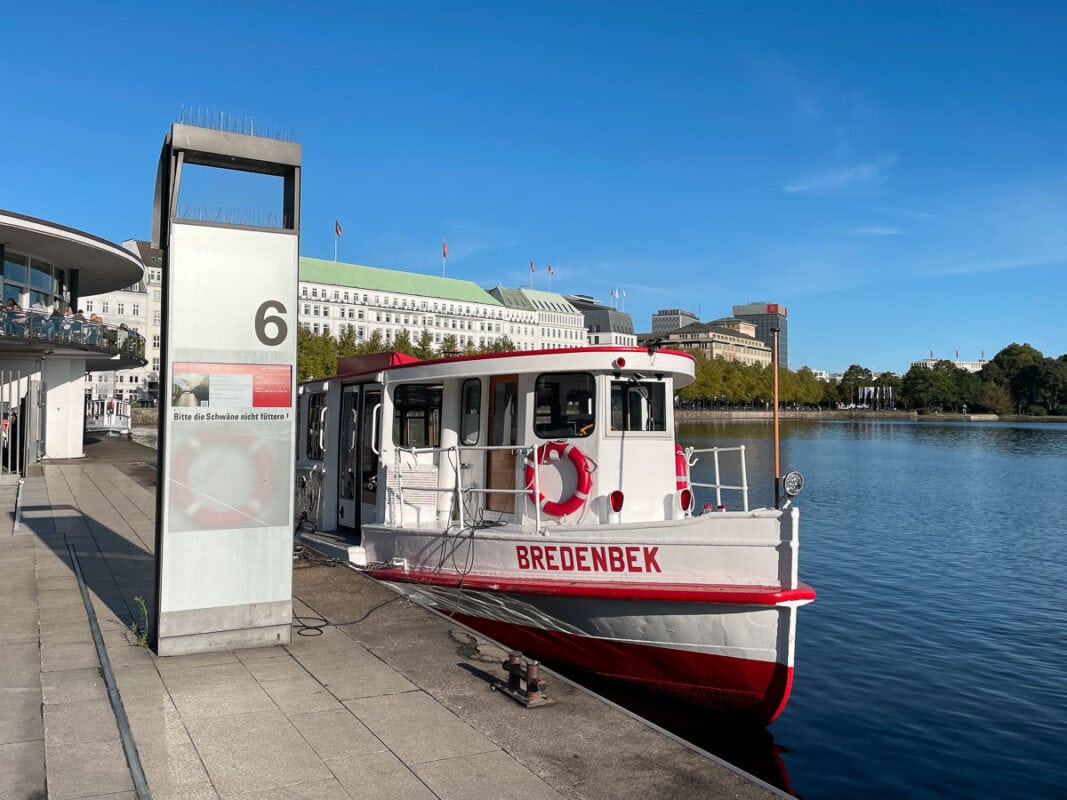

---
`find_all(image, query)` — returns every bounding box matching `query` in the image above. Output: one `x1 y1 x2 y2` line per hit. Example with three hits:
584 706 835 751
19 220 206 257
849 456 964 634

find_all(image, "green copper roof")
300 257 502 305
488 286 578 314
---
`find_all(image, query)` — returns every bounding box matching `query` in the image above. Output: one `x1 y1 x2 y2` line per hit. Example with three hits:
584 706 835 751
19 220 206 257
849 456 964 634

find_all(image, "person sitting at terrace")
4 298 27 336
89 312 101 324
74 309 86 321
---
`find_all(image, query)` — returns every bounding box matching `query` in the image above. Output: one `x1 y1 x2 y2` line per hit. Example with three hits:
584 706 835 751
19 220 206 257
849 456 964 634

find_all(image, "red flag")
530 261 535 273
335 219 342 237
548 264 555 275
442 239 448 258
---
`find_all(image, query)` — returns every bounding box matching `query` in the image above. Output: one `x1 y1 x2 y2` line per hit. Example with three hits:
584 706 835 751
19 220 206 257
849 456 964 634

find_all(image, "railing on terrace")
0 308 146 361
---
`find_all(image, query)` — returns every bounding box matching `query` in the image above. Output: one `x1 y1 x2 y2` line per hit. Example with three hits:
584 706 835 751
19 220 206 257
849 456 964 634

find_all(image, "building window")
132 304 140 316
102 302 110 314
85 300 94 312
117 303 125 315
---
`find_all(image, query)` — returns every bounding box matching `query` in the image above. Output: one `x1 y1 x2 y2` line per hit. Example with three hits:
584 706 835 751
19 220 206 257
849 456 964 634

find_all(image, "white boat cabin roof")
300 346 696 390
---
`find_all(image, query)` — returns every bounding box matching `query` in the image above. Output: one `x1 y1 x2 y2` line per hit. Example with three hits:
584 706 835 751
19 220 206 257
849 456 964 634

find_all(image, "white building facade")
299 258 535 351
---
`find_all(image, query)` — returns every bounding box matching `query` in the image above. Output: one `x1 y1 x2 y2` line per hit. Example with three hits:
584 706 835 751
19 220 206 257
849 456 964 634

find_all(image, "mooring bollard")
493 650 554 707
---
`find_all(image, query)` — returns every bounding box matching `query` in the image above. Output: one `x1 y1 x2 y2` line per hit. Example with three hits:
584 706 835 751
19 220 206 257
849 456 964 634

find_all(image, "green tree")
973 381 1013 414
1013 358 1067 413
483 335 517 354
440 334 459 355
336 324 359 359
392 328 415 356
413 329 436 360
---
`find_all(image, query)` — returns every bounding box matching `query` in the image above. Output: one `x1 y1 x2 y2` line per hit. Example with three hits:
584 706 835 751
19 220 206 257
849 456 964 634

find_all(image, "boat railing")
392 443 554 534
684 445 750 512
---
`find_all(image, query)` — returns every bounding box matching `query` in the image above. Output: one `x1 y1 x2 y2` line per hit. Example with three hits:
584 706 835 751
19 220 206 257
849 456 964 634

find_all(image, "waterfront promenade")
0 438 781 799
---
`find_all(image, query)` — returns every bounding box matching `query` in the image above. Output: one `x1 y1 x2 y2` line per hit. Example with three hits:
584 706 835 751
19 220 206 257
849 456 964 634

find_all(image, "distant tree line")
297 333 1067 416
898 343 1067 415
677 342 1067 415
297 324 516 381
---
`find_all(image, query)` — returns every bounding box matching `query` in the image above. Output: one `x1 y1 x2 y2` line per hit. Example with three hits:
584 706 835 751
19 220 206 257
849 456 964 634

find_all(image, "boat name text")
515 545 661 573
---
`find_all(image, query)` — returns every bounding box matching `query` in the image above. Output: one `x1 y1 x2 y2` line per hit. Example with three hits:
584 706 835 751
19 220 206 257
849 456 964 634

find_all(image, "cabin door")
337 384 383 532
486 375 518 513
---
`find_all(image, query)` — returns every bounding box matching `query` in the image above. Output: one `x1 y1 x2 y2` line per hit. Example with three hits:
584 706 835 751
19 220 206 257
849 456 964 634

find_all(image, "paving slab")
45 738 135 800
327 749 437 800
344 690 499 766
184 709 334 796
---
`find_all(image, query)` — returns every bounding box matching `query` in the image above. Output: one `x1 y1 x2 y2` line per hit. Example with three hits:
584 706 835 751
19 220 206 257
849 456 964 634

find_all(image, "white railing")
684 445 750 512
391 443 556 534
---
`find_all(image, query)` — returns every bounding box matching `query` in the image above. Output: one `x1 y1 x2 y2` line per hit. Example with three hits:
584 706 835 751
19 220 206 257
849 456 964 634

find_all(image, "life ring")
675 444 694 513
525 441 592 517
170 433 275 529
106 399 114 415
675 444 691 490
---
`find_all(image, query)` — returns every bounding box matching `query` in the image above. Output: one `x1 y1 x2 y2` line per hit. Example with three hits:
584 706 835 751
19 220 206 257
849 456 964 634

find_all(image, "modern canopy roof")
0 209 145 296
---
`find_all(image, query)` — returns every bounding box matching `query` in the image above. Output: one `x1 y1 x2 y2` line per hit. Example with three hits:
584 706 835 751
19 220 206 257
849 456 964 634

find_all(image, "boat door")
486 374 518 513
337 384 383 531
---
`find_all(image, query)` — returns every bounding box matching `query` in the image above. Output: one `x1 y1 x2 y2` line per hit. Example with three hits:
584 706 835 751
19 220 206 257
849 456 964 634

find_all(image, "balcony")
0 308 147 369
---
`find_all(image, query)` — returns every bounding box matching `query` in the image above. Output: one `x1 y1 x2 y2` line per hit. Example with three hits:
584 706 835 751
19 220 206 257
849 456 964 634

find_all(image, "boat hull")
375 576 806 724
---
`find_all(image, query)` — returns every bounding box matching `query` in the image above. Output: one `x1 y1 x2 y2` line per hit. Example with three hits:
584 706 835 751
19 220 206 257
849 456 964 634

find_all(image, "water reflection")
675 418 1067 799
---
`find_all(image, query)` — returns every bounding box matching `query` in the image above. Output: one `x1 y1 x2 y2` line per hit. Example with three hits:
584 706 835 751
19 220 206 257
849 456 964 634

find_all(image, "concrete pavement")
0 438 783 799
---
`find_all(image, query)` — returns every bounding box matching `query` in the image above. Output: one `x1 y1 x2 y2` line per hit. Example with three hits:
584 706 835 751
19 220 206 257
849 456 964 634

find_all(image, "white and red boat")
295 346 814 724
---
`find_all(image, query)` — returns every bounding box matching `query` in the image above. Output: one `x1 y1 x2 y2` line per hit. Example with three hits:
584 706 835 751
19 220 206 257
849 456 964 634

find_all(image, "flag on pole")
335 219 342 237
443 239 448 258
548 264 555 275
530 261 535 273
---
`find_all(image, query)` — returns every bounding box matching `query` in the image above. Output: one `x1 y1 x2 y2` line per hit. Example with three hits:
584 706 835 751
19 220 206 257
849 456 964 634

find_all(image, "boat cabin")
295 346 696 537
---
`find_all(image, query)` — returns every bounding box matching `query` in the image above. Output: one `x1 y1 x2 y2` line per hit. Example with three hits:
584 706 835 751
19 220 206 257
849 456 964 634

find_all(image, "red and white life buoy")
675 443 691 490
675 443 694 513
525 441 593 517
106 399 114 415
170 433 275 529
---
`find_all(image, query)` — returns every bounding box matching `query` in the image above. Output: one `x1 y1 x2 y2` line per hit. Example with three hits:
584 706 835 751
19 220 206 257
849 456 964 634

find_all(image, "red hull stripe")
448 611 795 724
371 568 815 606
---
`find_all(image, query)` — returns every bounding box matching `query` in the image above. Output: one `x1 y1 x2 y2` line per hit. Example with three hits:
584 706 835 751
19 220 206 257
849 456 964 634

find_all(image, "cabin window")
610 380 667 432
306 392 327 459
534 373 595 438
460 379 481 446
393 384 443 448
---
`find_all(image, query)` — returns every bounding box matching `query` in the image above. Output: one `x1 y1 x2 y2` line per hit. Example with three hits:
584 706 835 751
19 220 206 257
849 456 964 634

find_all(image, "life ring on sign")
525 441 593 517
106 399 114 415
170 432 275 529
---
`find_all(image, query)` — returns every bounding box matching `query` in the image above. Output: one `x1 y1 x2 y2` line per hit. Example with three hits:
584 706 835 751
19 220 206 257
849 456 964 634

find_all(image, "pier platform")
0 437 783 799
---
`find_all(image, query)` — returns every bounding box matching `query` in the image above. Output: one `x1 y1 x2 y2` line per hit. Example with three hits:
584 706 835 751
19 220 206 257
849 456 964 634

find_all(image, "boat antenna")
772 327 781 509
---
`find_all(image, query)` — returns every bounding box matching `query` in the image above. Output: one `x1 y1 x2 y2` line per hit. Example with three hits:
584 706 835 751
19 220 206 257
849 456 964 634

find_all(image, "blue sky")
3 1 1065 373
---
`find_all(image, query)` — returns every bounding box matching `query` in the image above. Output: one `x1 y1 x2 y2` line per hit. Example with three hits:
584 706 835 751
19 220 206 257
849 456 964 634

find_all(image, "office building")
732 302 788 368
651 307 699 335
565 294 637 346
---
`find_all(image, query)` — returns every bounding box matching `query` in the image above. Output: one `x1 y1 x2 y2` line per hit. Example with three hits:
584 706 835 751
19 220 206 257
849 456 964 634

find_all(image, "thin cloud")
783 155 898 196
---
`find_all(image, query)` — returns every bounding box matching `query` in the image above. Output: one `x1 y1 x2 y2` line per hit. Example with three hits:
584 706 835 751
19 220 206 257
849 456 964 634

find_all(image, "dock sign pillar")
151 123 300 655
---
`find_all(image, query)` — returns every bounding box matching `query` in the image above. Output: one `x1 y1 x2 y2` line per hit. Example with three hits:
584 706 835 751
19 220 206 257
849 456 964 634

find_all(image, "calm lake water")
674 419 1067 799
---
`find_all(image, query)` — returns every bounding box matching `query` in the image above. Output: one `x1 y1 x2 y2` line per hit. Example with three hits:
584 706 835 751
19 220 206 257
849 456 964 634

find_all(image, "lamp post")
772 328 781 509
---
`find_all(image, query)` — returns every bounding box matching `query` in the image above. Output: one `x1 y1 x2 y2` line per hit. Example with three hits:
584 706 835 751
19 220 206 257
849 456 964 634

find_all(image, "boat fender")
170 433 275 529
525 441 593 517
